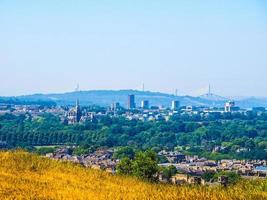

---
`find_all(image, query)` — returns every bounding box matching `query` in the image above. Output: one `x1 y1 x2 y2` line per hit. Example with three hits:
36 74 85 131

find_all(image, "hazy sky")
1 0 267 97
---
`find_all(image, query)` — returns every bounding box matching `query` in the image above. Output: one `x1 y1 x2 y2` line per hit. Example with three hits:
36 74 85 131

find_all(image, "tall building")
128 94 136 109
171 100 180 110
225 101 235 112
141 100 149 109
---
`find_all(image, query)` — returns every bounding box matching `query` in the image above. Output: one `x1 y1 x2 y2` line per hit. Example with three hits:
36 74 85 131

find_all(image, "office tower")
225 101 235 112
141 100 149 109
171 100 180 110
128 94 136 109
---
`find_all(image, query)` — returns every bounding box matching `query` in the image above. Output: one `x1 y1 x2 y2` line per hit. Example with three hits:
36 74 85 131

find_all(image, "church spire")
76 99 80 108
75 99 81 123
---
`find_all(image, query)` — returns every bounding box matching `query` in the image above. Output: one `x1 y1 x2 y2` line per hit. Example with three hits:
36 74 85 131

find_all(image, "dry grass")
0 151 266 200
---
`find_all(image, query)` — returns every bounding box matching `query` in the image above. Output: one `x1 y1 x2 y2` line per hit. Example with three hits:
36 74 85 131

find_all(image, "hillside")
0 151 266 200
7 90 212 107
2 90 267 108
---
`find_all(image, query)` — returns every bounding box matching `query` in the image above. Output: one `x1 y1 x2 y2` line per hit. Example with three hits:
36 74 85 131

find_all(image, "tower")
66 99 82 124
175 89 178 96
141 100 149 109
171 100 180 110
75 99 82 122
128 94 136 109
75 84 80 92
225 101 235 112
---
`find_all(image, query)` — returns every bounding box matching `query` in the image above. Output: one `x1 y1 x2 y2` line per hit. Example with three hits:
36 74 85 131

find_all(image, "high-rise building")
128 94 136 109
141 100 149 109
171 100 180 110
225 101 235 112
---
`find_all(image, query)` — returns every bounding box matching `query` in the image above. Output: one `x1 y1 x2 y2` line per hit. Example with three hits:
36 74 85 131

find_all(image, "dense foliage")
0 112 267 159
116 150 159 181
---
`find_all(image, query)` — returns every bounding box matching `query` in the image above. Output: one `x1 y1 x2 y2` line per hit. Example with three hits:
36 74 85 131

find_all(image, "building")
111 102 121 111
225 101 236 112
171 100 180 110
67 99 82 124
127 94 136 109
141 100 149 109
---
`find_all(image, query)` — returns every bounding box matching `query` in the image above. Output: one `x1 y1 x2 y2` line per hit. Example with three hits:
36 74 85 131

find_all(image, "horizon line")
0 89 266 99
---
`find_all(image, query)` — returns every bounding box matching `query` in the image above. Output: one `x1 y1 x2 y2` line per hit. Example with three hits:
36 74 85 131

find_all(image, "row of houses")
46 148 118 173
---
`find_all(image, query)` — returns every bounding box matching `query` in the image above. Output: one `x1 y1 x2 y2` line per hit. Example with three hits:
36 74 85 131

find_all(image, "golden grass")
0 151 266 200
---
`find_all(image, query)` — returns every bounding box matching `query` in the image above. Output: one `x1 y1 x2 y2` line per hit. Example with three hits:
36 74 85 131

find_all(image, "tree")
132 150 159 181
214 171 241 185
35 147 55 155
113 146 135 159
201 172 215 182
116 157 133 175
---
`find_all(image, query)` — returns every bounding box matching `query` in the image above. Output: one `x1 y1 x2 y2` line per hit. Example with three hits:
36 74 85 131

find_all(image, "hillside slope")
12 90 213 107
0 151 266 200
2 90 267 108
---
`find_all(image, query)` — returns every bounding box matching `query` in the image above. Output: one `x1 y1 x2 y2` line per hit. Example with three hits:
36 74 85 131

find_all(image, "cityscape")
1 0 267 199
0 91 267 186
1 92 266 125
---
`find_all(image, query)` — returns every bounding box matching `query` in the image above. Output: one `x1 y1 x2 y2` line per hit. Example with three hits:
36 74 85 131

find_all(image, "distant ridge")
199 93 228 101
1 90 267 108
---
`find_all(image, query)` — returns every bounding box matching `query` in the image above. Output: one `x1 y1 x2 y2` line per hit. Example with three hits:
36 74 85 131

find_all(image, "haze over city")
1 0 267 97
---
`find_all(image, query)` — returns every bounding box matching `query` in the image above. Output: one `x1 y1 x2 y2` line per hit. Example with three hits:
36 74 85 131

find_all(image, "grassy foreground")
0 151 266 200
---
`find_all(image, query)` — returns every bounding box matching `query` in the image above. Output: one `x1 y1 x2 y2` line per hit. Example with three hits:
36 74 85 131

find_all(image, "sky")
0 0 267 97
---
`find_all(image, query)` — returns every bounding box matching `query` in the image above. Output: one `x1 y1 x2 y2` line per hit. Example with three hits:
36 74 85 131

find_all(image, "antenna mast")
75 84 80 92
175 88 178 96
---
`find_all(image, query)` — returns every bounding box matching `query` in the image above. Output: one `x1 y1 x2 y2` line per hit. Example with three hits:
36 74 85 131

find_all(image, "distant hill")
1 90 217 107
0 96 56 106
1 90 267 108
199 93 228 102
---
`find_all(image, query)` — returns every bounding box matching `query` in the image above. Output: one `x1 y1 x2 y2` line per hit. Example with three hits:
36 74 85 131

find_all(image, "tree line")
0 112 266 160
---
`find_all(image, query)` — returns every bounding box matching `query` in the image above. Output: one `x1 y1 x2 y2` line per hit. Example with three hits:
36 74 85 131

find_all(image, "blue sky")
1 0 267 96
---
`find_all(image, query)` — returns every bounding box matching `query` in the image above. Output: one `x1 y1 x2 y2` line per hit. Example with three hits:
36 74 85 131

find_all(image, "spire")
76 99 79 108
75 99 81 123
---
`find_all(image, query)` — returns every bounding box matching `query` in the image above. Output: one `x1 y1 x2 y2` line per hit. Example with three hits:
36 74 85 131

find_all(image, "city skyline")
1 1 267 198
1 0 267 96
